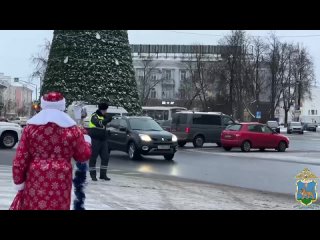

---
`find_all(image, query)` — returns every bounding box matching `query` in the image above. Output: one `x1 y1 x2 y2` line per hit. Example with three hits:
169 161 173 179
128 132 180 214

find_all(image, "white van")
67 102 128 128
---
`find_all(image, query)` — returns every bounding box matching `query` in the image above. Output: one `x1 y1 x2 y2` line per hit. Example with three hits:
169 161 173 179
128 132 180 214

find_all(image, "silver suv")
287 122 303 134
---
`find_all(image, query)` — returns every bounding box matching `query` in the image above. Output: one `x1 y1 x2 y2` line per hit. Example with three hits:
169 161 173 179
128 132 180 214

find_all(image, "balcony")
161 78 175 86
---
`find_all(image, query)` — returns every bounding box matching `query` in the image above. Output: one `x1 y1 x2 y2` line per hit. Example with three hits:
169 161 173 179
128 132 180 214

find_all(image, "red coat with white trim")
11 123 91 210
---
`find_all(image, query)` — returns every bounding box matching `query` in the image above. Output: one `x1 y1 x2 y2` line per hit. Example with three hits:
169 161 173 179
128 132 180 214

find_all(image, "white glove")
13 182 25 192
84 134 91 144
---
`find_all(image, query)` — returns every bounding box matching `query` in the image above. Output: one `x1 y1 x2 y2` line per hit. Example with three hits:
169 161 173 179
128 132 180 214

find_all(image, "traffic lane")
0 149 15 165
181 131 320 152
106 149 320 195
2 147 317 195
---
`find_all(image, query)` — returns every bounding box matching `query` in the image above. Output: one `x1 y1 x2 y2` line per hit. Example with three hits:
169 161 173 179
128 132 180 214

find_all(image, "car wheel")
223 147 232 151
259 148 265 152
241 141 251 152
216 142 222 147
277 141 287 152
128 142 141 160
193 135 204 148
0 132 17 149
300 131 304 134
164 154 175 161
178 141 187 147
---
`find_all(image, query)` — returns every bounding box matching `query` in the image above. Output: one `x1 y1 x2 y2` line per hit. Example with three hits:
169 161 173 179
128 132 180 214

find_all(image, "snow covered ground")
0 165 301 210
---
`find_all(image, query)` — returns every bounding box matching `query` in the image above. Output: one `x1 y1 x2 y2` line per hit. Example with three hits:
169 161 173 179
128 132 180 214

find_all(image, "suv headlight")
172 134 178 142
139 134 152 142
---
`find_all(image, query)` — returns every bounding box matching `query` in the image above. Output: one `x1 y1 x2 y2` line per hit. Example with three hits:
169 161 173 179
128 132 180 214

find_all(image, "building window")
163 69 171 80
311 110 315 115
150 88 156 99
138 76 144 82
162 85 174 99
180 89 186 99
151 74 157 81
180 70 186 81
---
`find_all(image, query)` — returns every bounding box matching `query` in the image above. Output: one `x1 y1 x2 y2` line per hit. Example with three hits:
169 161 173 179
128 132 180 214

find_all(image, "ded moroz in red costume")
10 92 92 210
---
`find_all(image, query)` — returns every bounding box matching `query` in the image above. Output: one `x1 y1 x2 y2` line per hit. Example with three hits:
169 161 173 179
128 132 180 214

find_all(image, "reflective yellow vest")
88 113 104 128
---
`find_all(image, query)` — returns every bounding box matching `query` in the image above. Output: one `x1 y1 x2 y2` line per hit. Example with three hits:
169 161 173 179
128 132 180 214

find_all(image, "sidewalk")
0 165 298 210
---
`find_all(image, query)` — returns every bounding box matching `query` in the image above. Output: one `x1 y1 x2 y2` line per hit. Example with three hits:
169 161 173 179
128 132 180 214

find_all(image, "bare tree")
219 30 256 120
266 33 284 120
292 44 314 120
135 57 163 106
180 46 219 111
30 39 51 92
280 43 296 125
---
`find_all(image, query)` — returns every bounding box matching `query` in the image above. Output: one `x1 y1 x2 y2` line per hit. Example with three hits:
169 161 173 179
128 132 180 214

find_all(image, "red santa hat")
28 91 76 128
41 92 66 111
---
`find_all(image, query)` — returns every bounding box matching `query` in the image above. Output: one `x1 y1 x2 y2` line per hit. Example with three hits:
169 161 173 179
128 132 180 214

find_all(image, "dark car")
266 121 280 133
107 116 178 160
303 123 317 132
170 111 235 148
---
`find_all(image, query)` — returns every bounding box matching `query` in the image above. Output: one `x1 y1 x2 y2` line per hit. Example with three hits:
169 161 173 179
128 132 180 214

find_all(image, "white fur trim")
27 109 77 128
84 134 91 144
41 96 66 111
13 182 25 191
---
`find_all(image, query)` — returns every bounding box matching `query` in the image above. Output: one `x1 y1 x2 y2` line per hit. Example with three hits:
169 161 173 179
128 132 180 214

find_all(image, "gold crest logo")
295 168 318 206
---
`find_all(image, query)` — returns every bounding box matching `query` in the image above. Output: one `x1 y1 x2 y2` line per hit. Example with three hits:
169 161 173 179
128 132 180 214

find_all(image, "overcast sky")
0 30 319 87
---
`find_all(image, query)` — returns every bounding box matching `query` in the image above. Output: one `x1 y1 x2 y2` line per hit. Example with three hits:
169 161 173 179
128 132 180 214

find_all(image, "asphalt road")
1 130 320 195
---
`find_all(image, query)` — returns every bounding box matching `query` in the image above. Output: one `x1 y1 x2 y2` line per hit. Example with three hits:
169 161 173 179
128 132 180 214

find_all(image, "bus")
142 106 187 130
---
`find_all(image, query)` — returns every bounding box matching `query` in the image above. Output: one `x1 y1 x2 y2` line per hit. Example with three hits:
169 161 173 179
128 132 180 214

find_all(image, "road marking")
122 172 141 175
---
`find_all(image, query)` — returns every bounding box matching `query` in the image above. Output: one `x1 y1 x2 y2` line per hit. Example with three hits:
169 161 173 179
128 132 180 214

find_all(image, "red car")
221 122 289 152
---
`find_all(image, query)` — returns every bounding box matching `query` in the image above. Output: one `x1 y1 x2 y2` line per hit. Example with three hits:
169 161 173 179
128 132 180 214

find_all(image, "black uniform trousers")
89 138 109 178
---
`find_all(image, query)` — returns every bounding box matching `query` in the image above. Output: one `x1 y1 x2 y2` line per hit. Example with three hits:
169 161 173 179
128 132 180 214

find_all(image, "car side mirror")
119 127 127 132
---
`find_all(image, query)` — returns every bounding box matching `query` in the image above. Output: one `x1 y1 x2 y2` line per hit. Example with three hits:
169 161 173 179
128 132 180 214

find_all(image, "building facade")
0 73 33 117
131 44 272 121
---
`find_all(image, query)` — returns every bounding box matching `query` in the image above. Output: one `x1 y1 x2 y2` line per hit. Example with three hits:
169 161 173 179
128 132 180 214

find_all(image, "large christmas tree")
41 30 141 114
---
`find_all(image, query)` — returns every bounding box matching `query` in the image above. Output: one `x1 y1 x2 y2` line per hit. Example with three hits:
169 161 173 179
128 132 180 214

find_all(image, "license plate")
224 135 232 139
158 145 170 150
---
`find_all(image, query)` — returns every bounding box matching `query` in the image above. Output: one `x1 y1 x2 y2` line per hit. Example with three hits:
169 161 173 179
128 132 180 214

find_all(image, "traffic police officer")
88 102 113 181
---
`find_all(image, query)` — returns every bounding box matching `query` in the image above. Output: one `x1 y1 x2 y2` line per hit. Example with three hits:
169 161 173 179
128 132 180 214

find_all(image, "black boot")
100 169 111 181
90 171 98 181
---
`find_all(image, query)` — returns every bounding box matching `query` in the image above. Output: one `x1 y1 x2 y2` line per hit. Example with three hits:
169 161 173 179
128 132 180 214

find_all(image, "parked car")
221 123 289 152
303 122 317 132
287 122 303 134
107 116 178 160
0 122 22 149
9 117 28 127
170 111 235 148
266 121 280 133
142 106 187 131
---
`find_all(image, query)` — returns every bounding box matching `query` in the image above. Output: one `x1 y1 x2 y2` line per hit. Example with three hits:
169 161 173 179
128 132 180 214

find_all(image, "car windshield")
267 121 278 127
129 118 163 131
226 124 242 131
291 122 301 126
